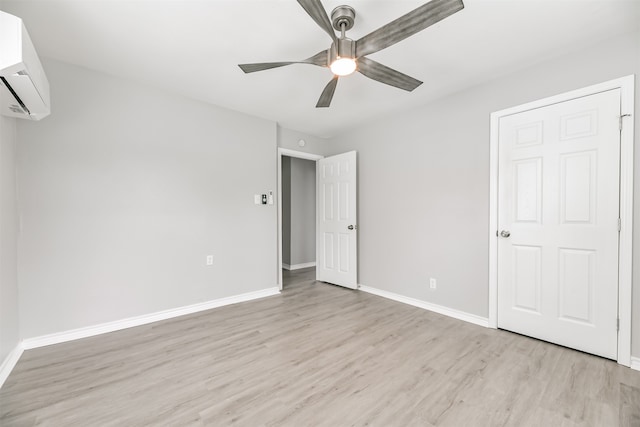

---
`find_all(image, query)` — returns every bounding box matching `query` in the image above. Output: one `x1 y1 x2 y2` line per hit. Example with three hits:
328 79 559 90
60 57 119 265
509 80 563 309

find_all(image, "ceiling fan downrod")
329 5 357 75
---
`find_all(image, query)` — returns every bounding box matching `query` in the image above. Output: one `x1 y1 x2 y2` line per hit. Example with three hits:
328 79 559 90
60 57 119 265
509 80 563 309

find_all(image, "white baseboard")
0 343 24 389
22 287 280 350
631 357 640 372
359 285 489 328
282 262 316 271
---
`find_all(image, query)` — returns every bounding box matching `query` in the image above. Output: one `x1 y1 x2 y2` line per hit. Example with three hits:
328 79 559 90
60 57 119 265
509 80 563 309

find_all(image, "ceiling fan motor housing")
330 38 356 65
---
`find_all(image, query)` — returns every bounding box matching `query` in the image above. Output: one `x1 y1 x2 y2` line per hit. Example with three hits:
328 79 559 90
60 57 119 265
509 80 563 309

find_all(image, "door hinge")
619 114 631 131
618 217 621 232
617 318 620 331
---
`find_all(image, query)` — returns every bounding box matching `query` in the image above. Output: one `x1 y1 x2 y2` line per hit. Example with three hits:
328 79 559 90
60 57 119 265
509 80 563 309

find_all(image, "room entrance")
277 148 358 291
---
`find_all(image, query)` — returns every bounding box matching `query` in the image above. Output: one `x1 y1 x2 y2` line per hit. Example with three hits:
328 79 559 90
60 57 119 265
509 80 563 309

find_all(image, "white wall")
277 126 331 156
0 112 19 364
282 156 291 265
277 127 326 270
281 156 316 268
16 59 278 339
288 157 315 266
327 31 640 356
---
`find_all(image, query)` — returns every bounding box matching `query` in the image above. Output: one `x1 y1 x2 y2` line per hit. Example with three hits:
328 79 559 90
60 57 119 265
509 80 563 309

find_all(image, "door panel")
558 248 594 324
317 151 357 289
514 158 542 223
512 245 541 313
497 89 620 359
560 151 595 223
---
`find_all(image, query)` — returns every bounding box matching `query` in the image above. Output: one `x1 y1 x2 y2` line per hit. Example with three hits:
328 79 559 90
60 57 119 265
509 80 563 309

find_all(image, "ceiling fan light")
330 57 356 76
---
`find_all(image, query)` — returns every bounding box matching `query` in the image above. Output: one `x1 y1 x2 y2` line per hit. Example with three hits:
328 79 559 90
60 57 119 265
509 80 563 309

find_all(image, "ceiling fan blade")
316 76 339 108
239 50 328 73
357 57 422 92
355 0 464 58
297 0 338 43
305 49 330 67
239 62 297 73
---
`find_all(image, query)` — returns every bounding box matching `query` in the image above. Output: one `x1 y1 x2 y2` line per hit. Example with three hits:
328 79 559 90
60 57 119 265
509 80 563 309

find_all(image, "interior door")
317 151 357 289
497 89 620 359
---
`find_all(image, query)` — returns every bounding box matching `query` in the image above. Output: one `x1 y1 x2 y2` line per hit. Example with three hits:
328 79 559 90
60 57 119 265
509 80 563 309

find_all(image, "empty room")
1 0 640 425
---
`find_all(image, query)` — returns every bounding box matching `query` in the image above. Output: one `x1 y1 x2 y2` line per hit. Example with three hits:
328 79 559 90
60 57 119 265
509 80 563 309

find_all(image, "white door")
497 89 620 359
317 151 357 289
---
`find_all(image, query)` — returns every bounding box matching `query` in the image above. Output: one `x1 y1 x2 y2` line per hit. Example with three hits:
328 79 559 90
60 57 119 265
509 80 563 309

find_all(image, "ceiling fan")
239 0 464 108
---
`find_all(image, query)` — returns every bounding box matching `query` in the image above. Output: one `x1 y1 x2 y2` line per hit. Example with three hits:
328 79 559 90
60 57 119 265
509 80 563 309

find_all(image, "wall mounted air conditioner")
0 10 50 120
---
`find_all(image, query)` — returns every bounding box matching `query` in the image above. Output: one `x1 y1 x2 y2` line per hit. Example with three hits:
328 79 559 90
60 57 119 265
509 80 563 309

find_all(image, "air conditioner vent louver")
9 105 26 114
1 76 31 115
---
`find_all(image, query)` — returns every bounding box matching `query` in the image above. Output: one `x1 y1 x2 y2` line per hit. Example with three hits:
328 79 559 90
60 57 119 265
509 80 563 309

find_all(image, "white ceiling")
1 0 638 137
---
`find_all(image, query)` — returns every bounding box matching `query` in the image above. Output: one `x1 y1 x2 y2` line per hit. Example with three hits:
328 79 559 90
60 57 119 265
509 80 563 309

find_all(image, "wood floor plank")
1 267 639 426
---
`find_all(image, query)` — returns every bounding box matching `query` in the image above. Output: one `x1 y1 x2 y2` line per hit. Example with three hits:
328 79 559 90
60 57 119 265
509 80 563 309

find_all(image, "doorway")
488 75 634 366
277 148 359 291
277 148 323 290
282 155 317 287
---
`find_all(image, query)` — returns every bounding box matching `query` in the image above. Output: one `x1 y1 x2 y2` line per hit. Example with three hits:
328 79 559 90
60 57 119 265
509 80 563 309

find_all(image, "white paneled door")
497 89 621 359
317 151 357 289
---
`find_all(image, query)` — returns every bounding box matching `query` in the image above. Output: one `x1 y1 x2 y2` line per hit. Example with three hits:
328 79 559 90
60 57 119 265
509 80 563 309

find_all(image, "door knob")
348 225 356 230
500 230 511 238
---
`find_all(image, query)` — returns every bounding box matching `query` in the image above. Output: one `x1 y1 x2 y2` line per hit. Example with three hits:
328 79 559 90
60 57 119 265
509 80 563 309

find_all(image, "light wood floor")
2 268 639 426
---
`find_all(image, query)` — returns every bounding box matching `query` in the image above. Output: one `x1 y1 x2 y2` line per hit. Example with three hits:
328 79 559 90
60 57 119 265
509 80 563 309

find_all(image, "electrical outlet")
206 255 214 266
429 278 437 289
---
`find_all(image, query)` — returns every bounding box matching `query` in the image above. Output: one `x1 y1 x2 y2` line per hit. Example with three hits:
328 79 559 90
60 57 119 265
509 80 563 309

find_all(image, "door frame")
488 75 635 366
277 148 324 290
